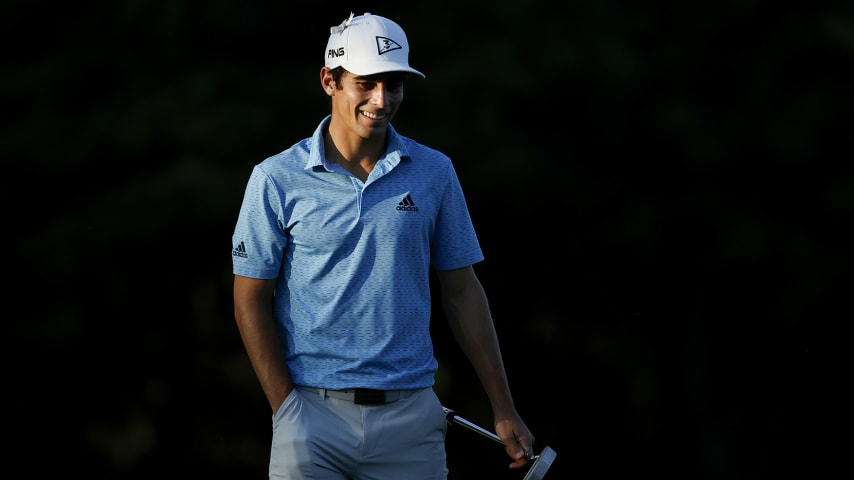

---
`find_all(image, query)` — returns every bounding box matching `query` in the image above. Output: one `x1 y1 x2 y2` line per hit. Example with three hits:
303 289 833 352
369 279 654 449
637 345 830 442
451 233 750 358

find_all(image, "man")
232 12 535 479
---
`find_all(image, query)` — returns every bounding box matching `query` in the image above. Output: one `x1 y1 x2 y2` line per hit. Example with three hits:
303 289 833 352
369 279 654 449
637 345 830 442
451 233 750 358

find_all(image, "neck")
324 129 386 181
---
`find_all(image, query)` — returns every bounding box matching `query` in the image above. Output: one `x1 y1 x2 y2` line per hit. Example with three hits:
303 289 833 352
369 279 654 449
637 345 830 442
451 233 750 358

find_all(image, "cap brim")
345 63 425 79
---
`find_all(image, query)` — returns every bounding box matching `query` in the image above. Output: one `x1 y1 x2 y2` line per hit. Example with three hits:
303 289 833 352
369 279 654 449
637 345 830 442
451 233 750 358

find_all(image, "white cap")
324 12 425 78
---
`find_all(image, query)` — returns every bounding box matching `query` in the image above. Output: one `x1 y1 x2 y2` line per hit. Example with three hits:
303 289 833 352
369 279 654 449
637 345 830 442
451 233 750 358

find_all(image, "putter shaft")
442 406 556 479
443 407 502 443
442 407 536 460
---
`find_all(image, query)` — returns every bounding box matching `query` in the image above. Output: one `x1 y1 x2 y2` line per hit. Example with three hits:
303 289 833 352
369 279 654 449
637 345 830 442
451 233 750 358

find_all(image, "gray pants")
270 387 448 479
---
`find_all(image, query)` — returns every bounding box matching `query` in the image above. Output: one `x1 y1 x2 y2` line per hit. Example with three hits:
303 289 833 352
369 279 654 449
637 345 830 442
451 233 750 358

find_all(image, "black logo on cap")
376 36 403 55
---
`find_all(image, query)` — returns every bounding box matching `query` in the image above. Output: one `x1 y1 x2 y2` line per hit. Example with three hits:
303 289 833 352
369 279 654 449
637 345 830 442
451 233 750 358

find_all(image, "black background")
4 1 849 478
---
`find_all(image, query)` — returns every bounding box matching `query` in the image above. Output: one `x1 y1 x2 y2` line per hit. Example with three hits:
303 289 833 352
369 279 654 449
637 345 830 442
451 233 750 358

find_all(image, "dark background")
4 1 850 478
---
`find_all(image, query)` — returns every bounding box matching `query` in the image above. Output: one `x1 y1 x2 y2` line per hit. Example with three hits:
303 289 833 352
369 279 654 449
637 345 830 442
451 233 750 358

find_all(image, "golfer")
231 12 535 479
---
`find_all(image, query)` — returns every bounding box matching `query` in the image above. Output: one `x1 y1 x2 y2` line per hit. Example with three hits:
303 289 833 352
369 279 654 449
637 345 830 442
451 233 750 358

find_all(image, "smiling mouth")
360 110 387 120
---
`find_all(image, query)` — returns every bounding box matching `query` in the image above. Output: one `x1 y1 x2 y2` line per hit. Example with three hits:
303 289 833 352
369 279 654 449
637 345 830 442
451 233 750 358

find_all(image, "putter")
442 406 557 480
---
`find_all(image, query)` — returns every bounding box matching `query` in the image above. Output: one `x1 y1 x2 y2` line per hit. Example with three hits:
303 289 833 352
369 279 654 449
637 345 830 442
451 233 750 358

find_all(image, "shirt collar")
305 115 410 172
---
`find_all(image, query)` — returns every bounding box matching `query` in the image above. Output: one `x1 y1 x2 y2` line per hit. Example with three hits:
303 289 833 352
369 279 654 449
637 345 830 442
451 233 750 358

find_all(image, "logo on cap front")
376 36 403 55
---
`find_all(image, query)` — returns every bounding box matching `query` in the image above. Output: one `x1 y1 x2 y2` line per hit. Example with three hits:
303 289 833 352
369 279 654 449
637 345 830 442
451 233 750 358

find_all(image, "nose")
371 84 388 108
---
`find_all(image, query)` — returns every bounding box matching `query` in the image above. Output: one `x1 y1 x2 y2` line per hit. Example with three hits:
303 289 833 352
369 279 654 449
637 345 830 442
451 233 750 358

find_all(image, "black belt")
297 387 414 405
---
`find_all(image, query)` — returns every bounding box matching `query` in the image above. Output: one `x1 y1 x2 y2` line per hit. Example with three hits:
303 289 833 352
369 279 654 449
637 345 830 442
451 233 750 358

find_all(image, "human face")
329 70 406 140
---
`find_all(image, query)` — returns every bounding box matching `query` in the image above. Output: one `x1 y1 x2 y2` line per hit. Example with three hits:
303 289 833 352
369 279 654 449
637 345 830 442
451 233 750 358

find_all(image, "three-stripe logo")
396 194 419 212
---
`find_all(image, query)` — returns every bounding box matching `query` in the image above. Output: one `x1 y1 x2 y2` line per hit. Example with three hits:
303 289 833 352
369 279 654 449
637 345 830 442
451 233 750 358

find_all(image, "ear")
320 67 335 96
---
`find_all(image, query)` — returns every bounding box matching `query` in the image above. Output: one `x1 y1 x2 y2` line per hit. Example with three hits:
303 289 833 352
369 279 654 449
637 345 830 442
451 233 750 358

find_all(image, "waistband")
296 386 421 405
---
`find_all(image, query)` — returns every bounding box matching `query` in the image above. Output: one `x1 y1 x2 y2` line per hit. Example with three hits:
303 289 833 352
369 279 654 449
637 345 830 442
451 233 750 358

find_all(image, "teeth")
361 110 385 120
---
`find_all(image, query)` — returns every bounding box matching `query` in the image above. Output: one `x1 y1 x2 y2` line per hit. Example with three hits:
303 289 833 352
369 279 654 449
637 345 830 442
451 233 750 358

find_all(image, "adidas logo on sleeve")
232 241 248 258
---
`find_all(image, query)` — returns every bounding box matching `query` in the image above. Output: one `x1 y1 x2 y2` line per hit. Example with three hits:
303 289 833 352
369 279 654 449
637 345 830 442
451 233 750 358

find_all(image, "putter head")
523 445 557 480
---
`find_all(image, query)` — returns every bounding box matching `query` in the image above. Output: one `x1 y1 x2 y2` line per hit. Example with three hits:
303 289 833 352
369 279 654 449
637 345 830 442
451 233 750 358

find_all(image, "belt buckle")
353 388 385 405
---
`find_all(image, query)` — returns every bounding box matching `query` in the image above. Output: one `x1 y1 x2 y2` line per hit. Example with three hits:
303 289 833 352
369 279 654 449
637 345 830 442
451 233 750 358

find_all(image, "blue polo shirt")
231 116 484 390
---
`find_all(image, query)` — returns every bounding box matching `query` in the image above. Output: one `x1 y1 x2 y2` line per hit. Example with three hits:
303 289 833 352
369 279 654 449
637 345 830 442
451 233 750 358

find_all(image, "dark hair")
330 67 345 89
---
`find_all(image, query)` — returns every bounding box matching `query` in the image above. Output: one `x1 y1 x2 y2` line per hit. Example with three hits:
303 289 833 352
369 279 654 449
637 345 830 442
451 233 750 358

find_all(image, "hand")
494 413 536 470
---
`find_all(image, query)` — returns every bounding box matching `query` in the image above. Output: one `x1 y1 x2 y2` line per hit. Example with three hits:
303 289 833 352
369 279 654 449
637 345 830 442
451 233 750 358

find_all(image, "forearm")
236 309 293 412
234 276 293 412
442 273 516 416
